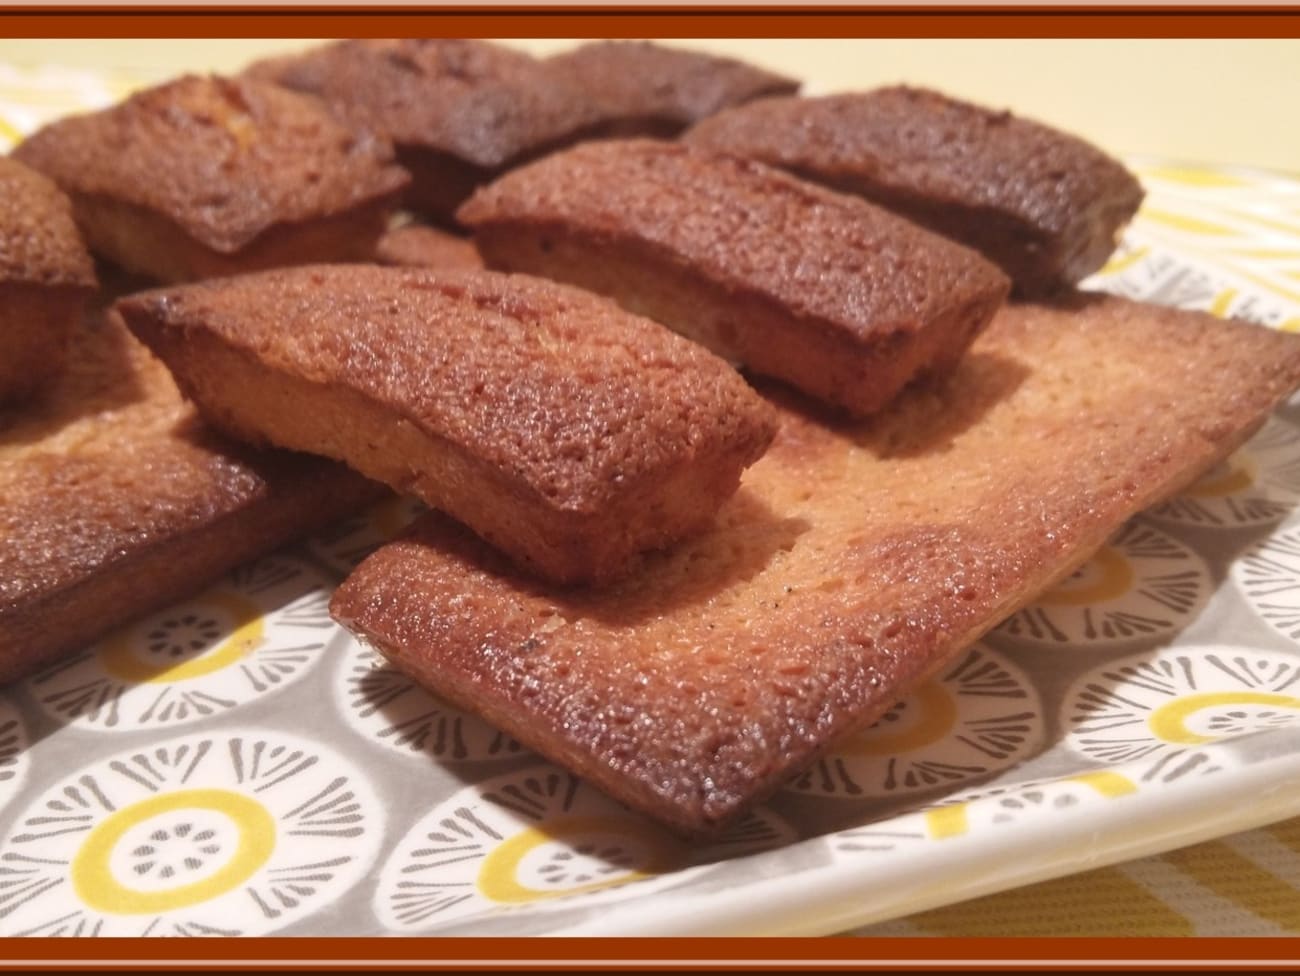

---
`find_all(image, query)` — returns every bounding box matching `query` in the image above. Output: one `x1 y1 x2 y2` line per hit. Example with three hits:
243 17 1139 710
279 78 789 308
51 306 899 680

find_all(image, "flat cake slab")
332 293 1300 836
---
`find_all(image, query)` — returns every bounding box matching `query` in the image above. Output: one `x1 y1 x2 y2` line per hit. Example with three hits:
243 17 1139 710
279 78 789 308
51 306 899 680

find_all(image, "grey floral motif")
0 731 382 936
24 557 333 731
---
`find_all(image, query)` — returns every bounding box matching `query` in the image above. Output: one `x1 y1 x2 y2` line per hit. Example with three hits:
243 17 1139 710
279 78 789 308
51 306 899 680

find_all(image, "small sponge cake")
685 86 1145 295
246 39 603 224
459 139 1010 416
0 298 383 685
331 295 1300 836
13 74 409 283
116 265 777 585
545 40 799 137
0 157 96 403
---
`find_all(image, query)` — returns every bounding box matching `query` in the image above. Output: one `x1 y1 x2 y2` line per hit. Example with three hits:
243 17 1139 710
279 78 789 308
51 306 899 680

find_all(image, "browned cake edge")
0 283 92 405
117 296 776 585
472 223 1007 416
775 163 1143 299
544 41 801 138
330 301 1300 836
0 458 384 685
71 192 399 283
682 91 1144 296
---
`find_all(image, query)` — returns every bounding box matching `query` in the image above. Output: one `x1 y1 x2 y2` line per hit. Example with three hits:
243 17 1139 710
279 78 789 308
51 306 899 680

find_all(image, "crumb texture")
246 39 603 168
459 139 1008 342
0 156 96 287
684 87 1144 290
13 74 409 253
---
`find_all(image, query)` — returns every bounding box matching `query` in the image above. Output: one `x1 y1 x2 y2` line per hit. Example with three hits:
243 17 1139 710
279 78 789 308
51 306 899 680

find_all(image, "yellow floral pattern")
0 732 382 936
23 556 334 731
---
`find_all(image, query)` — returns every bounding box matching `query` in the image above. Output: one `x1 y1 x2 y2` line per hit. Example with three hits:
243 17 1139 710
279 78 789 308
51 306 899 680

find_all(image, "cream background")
0 38 1296 175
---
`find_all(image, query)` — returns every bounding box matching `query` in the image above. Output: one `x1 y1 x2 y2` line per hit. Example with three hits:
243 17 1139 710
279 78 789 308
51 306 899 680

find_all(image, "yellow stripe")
1067 770 1139 798
1209 288 1239 318
1230 247 1300 261
1228 208 1300 237
1164 839 1300 932
1140 166 1252 189
1229 267 1300 305
1282 318 1300 334
925 804 968 840
1139 209 1239 237
906 866 1192 936
0 113 24 147
1097 245 1151 276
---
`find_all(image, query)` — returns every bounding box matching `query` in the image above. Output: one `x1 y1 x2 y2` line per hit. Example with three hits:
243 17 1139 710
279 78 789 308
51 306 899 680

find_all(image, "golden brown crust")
0 157 97 402
0 156 96 288
374 222 484 270
115 265 776 584
12 74 408 276
458 139 1010 416
0 284 88 405
246 39 602 168
245 39 603 221
331 295 1300 836
684 87 1145 295
0 300 384 685
545 40 799 136
68 192 395 285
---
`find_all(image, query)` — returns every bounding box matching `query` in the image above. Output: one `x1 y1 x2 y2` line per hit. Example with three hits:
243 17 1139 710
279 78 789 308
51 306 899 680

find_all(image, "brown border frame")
0 6 1298 39
1 5 1297 970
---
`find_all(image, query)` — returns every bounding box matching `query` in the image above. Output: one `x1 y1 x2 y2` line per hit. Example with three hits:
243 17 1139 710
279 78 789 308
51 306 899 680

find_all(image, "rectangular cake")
332 295 1300 836
0 290 384 685
12 75 409 283
245 39 603 224
116 265 776 585
0 157 97 403
458 139 1010 417
684 87 1145 296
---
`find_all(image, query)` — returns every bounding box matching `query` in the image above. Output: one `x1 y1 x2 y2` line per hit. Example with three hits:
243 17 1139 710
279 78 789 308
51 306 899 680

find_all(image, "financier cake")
684 86 1146 295
0 291 384 685
245 39 604 224
332 295 1300 836
544 40 799 137
12 74 409 283
458 139 1010 416
0 156 97 403
116 265 777 585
